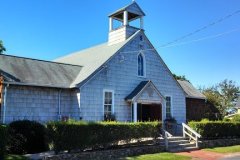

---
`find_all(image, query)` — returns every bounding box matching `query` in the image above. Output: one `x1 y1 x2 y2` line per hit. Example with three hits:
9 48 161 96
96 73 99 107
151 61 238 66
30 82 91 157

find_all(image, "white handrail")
182 123 201 148
161 128 172 150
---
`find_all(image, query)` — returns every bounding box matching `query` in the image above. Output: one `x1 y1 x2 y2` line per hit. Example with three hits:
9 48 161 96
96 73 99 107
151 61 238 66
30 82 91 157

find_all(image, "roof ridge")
0 54 83 67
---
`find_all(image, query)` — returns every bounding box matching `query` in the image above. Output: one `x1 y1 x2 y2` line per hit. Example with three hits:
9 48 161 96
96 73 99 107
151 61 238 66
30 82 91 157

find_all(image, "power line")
120 26 240 53
159 9 240 47
158 27 240 49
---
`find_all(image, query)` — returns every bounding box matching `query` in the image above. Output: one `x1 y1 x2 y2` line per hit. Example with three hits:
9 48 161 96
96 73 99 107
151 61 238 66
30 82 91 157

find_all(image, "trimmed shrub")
0 125 7 160
189 121 240 139
8 120 48 154
47 121 161 152
232 114 240 122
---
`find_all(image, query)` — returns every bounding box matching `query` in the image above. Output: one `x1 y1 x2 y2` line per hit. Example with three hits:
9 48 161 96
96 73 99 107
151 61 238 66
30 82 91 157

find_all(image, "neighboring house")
0 2 186 124
178 80 216 121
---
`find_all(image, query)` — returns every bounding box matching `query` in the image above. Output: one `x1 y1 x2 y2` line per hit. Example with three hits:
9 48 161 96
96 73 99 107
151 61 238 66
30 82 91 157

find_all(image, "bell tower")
108 2 145 45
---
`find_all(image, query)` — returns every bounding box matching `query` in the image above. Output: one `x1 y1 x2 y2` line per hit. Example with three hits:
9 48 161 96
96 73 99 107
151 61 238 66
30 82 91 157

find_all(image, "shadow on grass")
5 155 27 160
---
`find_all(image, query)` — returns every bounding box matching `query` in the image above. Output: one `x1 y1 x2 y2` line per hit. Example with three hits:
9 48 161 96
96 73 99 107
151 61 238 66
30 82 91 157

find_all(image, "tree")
219 79 239 108
0 40 6 54
172 74 190 82
201 79 240 118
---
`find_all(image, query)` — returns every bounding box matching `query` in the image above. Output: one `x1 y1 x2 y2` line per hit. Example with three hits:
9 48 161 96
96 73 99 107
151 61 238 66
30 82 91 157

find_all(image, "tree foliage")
172 74 190 82
0 40 6 54
201 79 240 118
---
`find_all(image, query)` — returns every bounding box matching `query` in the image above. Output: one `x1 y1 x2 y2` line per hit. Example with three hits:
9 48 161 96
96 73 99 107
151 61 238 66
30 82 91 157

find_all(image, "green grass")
204 145 240 153
4 155 27 160
123 152 191 160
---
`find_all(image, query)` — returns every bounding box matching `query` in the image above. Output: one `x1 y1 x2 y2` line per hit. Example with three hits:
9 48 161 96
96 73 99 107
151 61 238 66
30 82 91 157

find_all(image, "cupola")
108 1 145 45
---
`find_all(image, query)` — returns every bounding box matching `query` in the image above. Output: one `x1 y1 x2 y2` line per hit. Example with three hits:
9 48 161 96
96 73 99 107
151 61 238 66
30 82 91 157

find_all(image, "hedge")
189 121 240 139
8 120 49 154
47 121 161 152
0 125 7 160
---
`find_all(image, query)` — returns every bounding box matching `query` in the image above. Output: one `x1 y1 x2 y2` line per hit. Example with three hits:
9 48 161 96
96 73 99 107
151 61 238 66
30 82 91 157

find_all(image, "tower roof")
109 2 145 22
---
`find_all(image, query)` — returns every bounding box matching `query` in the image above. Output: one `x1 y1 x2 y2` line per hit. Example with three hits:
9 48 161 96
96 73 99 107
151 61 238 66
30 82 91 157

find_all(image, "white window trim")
103 89 115 116
165 95 173 119
137 52 146 78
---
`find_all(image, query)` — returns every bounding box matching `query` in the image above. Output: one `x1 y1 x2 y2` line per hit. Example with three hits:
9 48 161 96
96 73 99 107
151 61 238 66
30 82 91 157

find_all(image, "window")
140 35 143 41
104 90 114 116
166 96 172 119
138 53 145 77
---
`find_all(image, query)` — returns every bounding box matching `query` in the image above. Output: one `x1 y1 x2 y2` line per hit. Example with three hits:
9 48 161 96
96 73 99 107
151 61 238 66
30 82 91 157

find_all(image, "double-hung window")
104 90 114 115
166 96 172 119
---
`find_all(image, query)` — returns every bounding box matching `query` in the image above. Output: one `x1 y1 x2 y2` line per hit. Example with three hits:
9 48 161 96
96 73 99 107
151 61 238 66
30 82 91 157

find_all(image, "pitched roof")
0 54 82 88
125 80 165 102
178 80 206 100
125 81 149 101
109 2 145 18
55 30 141 87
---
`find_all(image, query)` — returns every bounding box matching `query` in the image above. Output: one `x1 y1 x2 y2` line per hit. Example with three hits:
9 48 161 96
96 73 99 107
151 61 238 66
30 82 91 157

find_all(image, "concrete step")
167 137 188 141
168 146 199 152
164 136 199 152
168 139 190 144
168 142 196 148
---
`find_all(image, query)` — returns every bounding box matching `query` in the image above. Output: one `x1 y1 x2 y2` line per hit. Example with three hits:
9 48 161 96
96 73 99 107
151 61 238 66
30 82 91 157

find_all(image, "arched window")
138 53 145 76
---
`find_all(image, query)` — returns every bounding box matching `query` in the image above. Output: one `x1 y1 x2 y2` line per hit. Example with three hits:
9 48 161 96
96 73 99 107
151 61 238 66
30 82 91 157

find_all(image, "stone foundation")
45 145 164 160
200 138 240 148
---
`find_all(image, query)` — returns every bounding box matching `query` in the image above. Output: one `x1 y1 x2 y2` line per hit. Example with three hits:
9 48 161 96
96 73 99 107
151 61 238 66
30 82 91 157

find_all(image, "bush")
189 121 240 139
8 120 48 154
0 125 7 159
47 121 161 153
232 114 240 122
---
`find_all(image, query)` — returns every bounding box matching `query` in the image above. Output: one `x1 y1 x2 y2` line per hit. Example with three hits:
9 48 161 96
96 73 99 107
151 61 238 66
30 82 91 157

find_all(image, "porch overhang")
125 80 165 104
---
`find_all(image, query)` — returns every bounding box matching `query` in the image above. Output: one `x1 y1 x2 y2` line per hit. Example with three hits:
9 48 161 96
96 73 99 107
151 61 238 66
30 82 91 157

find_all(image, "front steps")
166 136 199 152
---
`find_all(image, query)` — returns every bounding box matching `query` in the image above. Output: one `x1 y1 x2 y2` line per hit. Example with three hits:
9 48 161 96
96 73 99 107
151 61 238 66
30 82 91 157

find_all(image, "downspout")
3 84 9 124
58 89 62 121
78 88 81 120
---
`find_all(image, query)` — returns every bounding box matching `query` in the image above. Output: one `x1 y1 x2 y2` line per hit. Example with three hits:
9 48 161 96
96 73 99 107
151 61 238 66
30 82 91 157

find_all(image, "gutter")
2 83 9 124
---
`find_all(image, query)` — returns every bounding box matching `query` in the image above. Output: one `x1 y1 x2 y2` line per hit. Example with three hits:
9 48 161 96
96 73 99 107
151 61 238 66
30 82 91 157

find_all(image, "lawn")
123 152 191 160
204 145 240 153
4 155 27 160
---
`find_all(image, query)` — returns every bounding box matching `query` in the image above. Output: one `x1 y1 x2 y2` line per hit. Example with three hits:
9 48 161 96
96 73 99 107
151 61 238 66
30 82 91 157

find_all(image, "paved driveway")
176 150 240 160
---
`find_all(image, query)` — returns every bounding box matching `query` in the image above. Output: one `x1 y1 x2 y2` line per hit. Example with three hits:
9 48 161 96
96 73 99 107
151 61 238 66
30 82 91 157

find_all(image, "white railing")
161 128 173 150
182 123 201 148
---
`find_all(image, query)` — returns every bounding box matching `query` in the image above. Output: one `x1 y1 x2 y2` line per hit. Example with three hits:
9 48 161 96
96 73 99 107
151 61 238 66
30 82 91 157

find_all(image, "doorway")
137 103 162 121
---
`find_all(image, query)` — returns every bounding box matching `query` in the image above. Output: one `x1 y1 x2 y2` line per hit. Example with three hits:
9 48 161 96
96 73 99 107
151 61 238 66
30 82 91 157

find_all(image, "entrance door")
137 104 162 121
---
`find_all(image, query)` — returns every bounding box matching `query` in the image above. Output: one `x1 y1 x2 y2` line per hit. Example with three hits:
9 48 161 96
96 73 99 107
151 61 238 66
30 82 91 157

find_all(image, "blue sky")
0 0 240 88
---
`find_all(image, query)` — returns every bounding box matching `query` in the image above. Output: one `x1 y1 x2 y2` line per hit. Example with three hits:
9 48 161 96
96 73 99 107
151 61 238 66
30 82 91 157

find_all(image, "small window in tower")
140 35 143 41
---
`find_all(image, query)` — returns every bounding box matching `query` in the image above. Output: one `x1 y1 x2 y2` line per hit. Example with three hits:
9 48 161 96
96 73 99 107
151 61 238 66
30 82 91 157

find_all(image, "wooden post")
133 102 137 122
196 136 199 148
183 127 186 138
123 11 128 26
109 17 113 31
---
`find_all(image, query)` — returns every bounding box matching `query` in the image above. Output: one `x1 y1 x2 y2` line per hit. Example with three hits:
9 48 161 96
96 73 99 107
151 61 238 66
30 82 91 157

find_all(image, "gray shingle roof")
0 30 140 88
55 30 141 87
125 81 149 101
0 54 82 88
109 2 145 17
178 80 206 100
